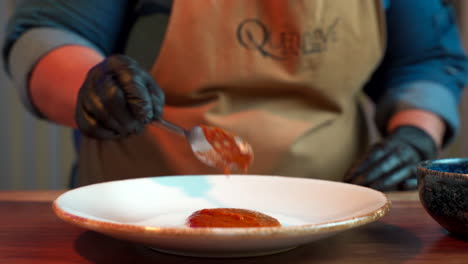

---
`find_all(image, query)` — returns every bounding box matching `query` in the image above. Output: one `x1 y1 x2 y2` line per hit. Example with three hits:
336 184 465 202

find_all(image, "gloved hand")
344 126 438 191
75 55 165 139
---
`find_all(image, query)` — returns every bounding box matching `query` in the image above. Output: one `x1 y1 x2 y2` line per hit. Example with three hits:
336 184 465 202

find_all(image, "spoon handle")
152 118 190 137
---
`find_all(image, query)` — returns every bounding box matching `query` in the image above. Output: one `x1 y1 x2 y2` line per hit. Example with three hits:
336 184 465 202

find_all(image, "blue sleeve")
3 0 135 65
364 0 468 146
2 0 136 117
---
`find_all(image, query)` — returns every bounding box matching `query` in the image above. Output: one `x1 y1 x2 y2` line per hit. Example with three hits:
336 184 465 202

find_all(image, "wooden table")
0 191 466 264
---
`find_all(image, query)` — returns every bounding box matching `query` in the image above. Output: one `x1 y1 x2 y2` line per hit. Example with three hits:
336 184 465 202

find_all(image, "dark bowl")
417 158 468 239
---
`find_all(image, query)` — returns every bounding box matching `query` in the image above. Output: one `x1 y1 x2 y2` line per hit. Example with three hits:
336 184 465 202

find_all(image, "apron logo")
236 18 340 60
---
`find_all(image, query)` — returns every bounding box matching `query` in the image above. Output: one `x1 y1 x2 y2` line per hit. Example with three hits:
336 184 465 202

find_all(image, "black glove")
75 55 165 139
344 126 438 191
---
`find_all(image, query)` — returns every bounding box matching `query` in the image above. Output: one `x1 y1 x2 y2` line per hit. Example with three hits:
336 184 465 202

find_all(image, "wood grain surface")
0 191 466 263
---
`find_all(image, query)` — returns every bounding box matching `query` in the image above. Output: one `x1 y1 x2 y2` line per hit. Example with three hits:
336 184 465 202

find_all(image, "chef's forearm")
3 0 134 124
387 109 445 149
29 45 103 128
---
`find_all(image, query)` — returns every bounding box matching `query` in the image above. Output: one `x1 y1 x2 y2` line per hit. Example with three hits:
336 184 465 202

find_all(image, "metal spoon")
152 118 253 171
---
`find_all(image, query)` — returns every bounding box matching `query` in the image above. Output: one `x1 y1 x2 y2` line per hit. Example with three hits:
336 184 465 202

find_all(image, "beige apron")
78 0 385 186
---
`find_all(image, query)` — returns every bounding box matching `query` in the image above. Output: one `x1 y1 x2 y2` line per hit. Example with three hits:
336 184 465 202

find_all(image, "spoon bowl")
153 119 253 172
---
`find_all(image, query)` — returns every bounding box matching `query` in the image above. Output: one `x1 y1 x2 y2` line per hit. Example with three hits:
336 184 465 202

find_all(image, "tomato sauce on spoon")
195 125 253 174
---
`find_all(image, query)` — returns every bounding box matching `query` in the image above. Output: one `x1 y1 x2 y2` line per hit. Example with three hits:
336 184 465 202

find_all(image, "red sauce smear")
199 125 253 174
186 208 281 228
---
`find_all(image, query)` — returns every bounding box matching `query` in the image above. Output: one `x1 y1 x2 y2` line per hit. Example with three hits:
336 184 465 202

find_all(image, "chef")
3 0 467 190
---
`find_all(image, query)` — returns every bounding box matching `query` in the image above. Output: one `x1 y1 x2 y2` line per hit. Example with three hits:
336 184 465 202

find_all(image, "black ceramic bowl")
417 158 468 239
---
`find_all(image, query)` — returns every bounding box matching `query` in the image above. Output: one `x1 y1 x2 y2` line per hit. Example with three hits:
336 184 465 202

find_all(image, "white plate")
53 175 391 258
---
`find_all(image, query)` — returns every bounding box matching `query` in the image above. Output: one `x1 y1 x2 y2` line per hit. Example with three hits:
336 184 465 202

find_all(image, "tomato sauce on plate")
187 208 281 228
